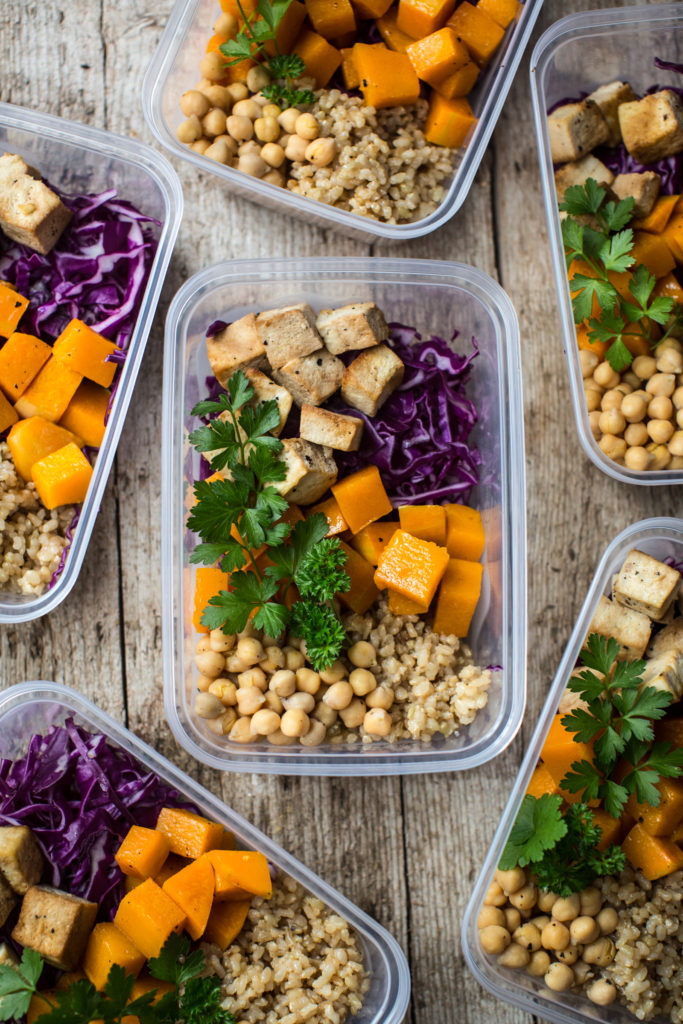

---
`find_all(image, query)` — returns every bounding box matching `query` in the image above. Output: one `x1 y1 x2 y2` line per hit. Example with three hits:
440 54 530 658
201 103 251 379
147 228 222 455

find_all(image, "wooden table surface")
0 0 678 1021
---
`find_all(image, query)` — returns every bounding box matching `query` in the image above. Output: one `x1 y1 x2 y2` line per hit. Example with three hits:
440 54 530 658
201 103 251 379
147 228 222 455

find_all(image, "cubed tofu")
299 404 364 451
0 153 72 255
315 302 388 355
547 99 610 164
618 90 683 164
207 314 267 387
0 942 18 967
558 672 589 715
648 617 683 659
554 154 614 203
273 438 337 505
587 80 637 145
272 350 344 406
0 874 16 929
584 594 651 661
612 172 661 219
255 303 322 370
244 367 292 436
12 886 98 970
613 549 681 622
640 649 683 701
0 826 43 894
341 344 404 416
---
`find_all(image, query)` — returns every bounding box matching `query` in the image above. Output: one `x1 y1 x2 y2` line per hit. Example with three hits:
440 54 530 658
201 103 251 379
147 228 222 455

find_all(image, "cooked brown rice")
203 874 368 1024
0 441 73 596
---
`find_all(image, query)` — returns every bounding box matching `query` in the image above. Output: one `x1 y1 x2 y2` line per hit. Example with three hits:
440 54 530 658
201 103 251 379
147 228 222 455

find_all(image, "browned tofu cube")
0 153 72 255
618 90 683 164
587 81 637 145
255 303 322 370
316 302 388 355
273 438 337 505
299 404 364 451
244 368 292 435
0 874 16 929
272 350 344 406
341 344 404 416
584 595 651 661
12 886 98 970
547 99 610 164
0 825 43 894
612 172 660 219
554 154 614 203
207 314 267 387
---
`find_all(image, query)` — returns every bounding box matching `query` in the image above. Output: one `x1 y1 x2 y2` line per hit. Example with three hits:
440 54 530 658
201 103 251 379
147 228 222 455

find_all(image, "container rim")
462 516 683 1023
0 101 183 622
142 0 544 242
529 5 683 486
0 680 411 1024
161 255 527 775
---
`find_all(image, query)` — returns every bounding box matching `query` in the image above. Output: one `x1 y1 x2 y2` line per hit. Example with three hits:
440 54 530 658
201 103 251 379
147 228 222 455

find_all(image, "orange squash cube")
311 495 349 536
376 7 416 51
424 93 476 147
219 0 257 14
435 58 479 98
265 1 307 55
155 853 190 887
193 566 229 633
447 2 504 63
8 417 83 481
374 529 449 611
655 719 683 747
634 194 679 234
83 923 145 991
397 0 456 38
52 319 121 389
432 556 483 636
591 808 622 852
622 823 683 880
207 849 272 901
162 855 215 940
406 27 469 87
338 541 381 613
444 503 485 560
130 975 174 1004
115 825 171 880
206 32 227 53
526 764 560 801
387 589 424 615
352 0 393 17
630 231 676 279
331 465 393 534
575 321 608 361
155 807 225 859
305 0 356 39
14 358 83 422
203 898 251 948
540 714 595 802
477 0 519 28
293 29 342 87
0 281 28 338
27 992 59 1024
662 212 683 262
341 46 361 89
31 443 93 509
353 43 420 108
0 392 18 434
626 778 683 837
114 878 187 959
0 332 51 402
654 272 683 306
58 380 110 448
350 521 399 564
399 504 447 545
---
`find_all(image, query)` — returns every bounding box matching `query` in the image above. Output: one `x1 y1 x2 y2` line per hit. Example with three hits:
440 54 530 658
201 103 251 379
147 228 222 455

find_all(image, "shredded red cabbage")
0 720 194 925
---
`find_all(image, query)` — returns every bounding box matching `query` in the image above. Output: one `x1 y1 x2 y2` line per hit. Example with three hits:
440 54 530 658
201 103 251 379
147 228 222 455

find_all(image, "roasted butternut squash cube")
406 27 469 86
203 898 251 949
398 504 447 545
526 764 560 801
662 213 683 262
387 589 425 615
591 808 622 852
626 778 683 837
432 556 483 636
634 194 679 234
341 46 361 89
397 0 456 38
374 529 449 611
7 417 83 482
52 318 121 389
58 379 110 448
310 495 349 536
353 43 420 108
351 521 399 564
0 332 51 402
654 272 683 306
444 503 485 560
331 465 393 534
207 849 272 901
154 853 191 887
540 714 595 802
193 566 229 633
14 358 83 423
622 823 683 880
31 442 93 509
352 0 393 17
424 93 476 147
130 974 174 1004
162 855 215 940
27 991 59 1024
305 0 356 39
630 231 676 279
83 923 145 991
293 29 342 87
477 0 519 28
447 1 504 64
435 59 479 98
115 826 171 881
155 807 225 859
266 0 307 54
0 281 28 338
114 878 187 959
376 7 415 51
338 541 381 613
0 392 18 435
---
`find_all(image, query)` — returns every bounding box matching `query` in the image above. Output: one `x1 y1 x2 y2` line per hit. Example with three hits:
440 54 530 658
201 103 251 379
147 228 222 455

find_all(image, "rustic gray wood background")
0 0 678 1021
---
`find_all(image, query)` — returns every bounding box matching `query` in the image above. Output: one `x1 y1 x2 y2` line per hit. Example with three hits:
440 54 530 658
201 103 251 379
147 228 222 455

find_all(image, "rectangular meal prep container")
0 680 410 1024
161 255 526 776
142 0 544 243
461 516 683 1024
530 4 683 487
0 102 183 624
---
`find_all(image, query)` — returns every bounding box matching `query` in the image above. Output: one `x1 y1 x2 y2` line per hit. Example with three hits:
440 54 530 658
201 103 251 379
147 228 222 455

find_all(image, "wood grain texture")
0 0 679 1022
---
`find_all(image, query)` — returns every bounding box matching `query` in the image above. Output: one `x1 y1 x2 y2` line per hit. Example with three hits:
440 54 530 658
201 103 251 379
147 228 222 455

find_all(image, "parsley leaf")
498 794 567 869
0 949 45 1022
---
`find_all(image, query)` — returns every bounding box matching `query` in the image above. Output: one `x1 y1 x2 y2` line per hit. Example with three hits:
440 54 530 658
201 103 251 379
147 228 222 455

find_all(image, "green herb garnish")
219 0 315 109
188 371 350 670
560 178 682 371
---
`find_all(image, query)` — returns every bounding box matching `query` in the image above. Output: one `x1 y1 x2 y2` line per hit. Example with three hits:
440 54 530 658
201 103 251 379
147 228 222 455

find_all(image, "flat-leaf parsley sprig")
560 178 682 371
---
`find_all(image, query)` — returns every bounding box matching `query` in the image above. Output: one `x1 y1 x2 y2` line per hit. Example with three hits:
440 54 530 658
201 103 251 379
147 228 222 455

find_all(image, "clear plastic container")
530 4 683 486
462 516 683 1024
0 680 409 1024
161 255 526 775
142 0 544 243
0 102 183 623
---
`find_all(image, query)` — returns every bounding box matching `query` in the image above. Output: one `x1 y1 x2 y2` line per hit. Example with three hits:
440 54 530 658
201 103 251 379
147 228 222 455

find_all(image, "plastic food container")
161 255 526 775
530 4 683 486
0 680 409 1024
142 0 544 243
462 516 683 1024
0 102 183 624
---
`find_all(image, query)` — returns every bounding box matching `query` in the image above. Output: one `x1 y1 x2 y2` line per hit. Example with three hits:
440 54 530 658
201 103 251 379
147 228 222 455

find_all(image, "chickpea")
503 907 521 932
236 637 264 667
600 388 623 412
285 646 305 671
260 645 285 673
285 135 309 162
205 139 233 164
671 454 683 469
233 98 262 120
278 107 301 133
649 394 674 420
280 707 310 738
495 867 526 894
669 430 683 456
582 937 615 966
556 943 582 965
624 445 651 471
624 422 649 447
673 385 683 409
313 702 338 727
478 906 506 929
229 716 259 744
195 650 225 678
237 668 267 692
305 137 337 167
196 635 213 654
264 691 283 714
193 693 225 719
209 627 235 653
246 64 271 93
208 679 237 706
299 719 327 746
263 169 286 187
283 691 316 713
296 668 321 695
648 418 675 444
512 923 541 952
199 51 227 81
366 685 394 710
238 153 267 177
363 707 392 736
598 409 625 435
225 653 251 674
570 916 599 944
177 115 202 144
267 671 295 699
541 920 570 951
293 112 318 139
260 142 286 168
205 708 237 735
588 410 601 438
484 881 507 907
648 441 672 469
249 708 281 736
620 392 647 423
596 907 618 934
202 84 233 111
498 944 529 969
265 728 295 746
340 698 366 728
572 960 592 986
623 370 641 389
536 890 558 914
254 116 280 143
526 950 551 977
552 894 581 923
678 408 683 429
320 659 347 683
647 372 676 397
236 686 265 716
587 978 617 1006
349 668 377 697
509 884 537 911
196 674 213 693
657 347 683 374
214 11 238 35
259 104 280 120
479 925 511 955
324 681 353 710
227 114 254 141
180 89 210 118
191 138 211 154
633 354 657 380
579 349 599 378
544 962 575 991
593 362 620 389
598 434 627 460
615 381 633 395
584 387 603 413
226 82 248 103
